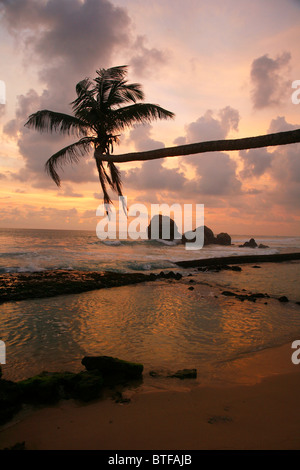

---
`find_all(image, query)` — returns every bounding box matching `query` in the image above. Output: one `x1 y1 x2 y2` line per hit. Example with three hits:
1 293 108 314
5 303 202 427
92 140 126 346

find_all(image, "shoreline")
1 341 300 450
1 252 299 304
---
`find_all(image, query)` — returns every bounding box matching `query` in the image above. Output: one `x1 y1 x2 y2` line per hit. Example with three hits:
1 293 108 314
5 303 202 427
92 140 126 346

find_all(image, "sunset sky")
0 0 300 235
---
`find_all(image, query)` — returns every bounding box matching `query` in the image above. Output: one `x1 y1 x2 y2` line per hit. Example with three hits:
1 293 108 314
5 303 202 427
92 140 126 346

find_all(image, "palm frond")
95 65 128 83
108 103 175 132
45 137 95 186
105 81 144 108
24 110 90 136
107 161 123 196
94 158 113 206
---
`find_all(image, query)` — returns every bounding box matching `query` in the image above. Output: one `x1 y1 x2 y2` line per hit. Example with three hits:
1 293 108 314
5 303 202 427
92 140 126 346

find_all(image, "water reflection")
1 268 300 382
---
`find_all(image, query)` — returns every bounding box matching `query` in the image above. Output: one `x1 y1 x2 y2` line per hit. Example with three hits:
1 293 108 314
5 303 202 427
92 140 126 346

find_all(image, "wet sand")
1 341 300 450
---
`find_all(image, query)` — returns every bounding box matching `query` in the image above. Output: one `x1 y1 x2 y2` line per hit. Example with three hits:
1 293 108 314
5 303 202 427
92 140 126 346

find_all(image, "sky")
0 0 300 236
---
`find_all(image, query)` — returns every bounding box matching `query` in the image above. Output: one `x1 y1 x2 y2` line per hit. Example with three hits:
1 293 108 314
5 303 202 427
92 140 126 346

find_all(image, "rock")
222 291 269 302
258 243 269 249
81 356 143 383
182 225 215 246
157 271 182 280
230 266 242 271
221 291 236 296
18 370 104 404
188 286 194 290
182 226 231 247
278 296 289 302
2 441 26 450
169 369 197 380
0 270 160 304
239 238 257 248
70 371 104 402
216 232 231 246
0 379 22 425
252 265 261 268
147 214 181 241
0 365 2 379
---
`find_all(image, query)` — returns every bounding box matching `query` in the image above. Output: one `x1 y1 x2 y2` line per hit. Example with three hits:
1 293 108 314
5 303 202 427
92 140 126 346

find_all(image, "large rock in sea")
147 214 181 241
239 238 257 248
182 226 231 246
216 232 231 246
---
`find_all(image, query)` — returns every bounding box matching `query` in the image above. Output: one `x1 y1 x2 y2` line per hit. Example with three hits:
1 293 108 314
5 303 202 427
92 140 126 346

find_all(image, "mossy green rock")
0 379 22 425
82 356 143 383
18 370 104 405
69 371 104 402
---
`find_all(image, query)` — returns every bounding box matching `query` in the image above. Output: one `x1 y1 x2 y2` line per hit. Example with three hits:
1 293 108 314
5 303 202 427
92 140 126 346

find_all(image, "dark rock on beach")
0 379 22 425
156 271 182 280
18 370 105 404
0 355 145 425
221 290 269 302
82 356 143 383
168 369 197 380
278 296 289 302
197 264 242 273
149 368 197 380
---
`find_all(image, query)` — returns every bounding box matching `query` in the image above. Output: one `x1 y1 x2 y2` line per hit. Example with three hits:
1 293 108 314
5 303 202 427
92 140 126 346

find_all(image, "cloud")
130 35 169 78
239 116 300 179
175 106 239 144
125 159 186 192
57 185 84 198
124 123 186 193
239 147 273 179
250 52 291 109
238 116 300 211
0 0 170 196
172 107 242 197
0 0 133 189
186 152 242 196
127 123 165 151
268 115 299 133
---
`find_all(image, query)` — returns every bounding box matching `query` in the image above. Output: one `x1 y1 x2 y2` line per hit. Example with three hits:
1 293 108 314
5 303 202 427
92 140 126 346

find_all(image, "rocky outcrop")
239 238 270 249
0 355 145 425
182 225 231 246
81 356 143 382
239 238 257 248
216 232 231 246
0 270 160 304
147 214 181 241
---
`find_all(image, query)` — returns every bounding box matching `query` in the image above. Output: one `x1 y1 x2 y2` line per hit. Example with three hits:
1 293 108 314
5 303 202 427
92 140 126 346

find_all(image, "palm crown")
25 65 174 206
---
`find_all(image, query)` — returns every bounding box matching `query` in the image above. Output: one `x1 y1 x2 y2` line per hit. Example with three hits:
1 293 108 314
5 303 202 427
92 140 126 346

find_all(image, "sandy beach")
1 341 300 450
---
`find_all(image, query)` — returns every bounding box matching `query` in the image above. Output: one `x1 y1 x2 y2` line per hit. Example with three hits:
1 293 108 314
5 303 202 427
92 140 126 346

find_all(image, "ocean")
0 227 300 385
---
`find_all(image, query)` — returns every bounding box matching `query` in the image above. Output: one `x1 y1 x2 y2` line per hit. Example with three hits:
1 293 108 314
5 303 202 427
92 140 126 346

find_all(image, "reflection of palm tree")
25 65 174 206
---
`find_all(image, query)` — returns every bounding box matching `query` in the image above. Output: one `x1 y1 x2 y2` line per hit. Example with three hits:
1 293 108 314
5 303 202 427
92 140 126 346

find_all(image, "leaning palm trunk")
97 128 300 163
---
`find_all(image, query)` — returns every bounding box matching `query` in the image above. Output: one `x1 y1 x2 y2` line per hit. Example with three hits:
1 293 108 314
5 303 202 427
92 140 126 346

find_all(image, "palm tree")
98 128 300 163
25 65 175 207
